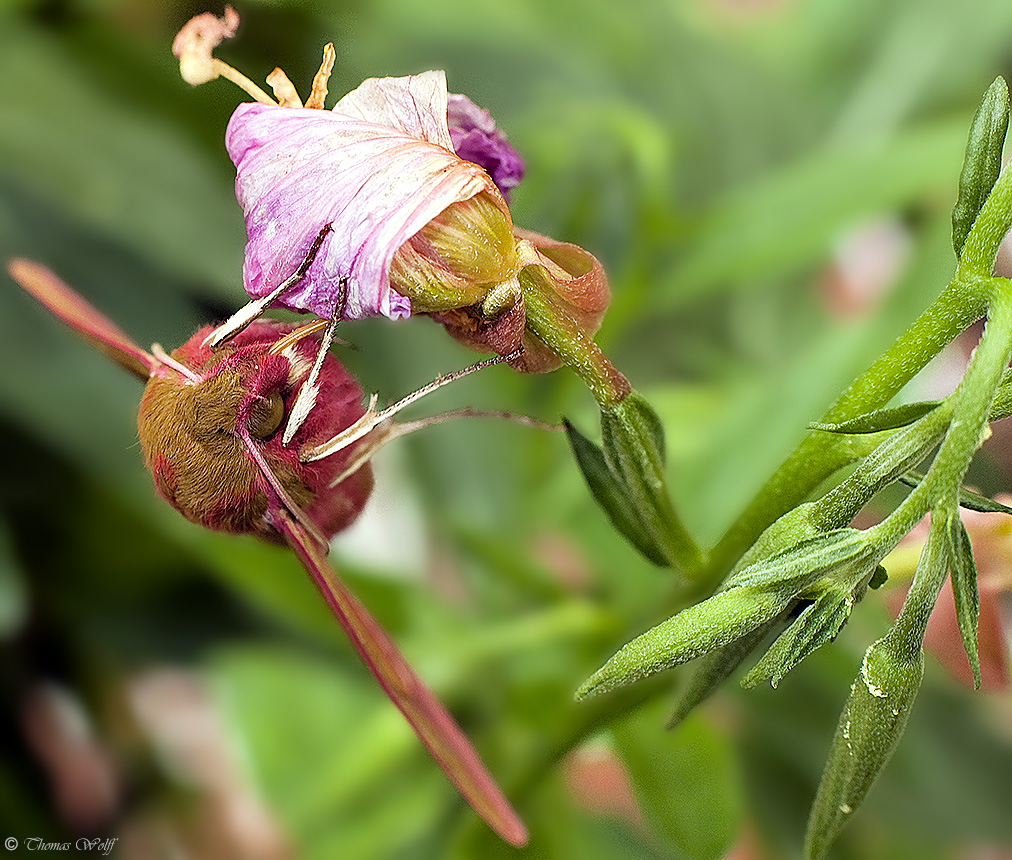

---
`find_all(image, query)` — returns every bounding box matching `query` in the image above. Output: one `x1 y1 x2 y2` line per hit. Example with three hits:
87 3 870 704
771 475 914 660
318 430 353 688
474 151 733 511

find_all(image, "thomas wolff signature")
4 837 118 855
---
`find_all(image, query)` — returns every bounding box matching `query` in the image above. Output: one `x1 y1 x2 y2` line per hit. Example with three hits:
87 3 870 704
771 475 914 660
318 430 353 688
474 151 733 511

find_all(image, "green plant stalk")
800 276 1012 857
705 278 984 577
870 279 1012 549
519 266 631 408
708 158 1012 579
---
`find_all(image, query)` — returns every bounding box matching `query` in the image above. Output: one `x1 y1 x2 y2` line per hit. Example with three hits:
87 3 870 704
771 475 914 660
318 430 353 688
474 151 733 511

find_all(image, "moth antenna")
240 430 329 548
327 407 557 488
206 223 334 348
301 348 524 463
150 343 201 383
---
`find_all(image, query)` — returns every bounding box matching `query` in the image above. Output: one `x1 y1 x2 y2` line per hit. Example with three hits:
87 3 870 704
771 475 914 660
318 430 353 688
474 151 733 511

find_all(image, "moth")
7 257 527 847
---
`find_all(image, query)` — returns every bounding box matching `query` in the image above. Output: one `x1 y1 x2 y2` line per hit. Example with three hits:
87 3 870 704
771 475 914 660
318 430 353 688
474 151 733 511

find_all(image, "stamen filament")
212 58 277 106
306 43 336 109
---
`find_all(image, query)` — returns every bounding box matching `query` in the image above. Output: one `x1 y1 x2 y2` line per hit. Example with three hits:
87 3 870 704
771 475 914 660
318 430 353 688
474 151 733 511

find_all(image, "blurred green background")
2 0 1012 858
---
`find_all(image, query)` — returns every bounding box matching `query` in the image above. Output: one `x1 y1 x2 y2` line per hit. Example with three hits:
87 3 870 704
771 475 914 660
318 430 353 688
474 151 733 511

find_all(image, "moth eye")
248 390 285 439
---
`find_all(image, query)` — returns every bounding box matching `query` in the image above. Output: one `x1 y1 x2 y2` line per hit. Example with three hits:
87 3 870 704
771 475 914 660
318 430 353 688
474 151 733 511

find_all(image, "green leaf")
577 529 875 699
947 514 981 688
808 400 939 434
666 613 789 728
563 418 669 566
899 471 1012 515
952 77 1010 258
600 392 701 570
741 586 853 689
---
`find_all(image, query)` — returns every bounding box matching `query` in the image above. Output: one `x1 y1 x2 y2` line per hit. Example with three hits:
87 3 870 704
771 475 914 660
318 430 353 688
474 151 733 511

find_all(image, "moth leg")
207 223 334 348
282 289 344 445
300 347 524 462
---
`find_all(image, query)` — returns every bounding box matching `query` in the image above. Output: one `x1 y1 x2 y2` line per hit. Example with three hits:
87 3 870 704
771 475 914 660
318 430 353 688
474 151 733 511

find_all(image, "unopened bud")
804 633 923 860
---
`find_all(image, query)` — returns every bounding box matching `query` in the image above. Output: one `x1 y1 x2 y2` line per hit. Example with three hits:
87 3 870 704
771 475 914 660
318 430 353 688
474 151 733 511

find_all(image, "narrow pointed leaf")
952 76 1010 258
742 587 852 689
577 530 874 700
808 401 939 434
899 471 1012 515
275 508 527 847
666 613 789 728
563 418 670 566
947 514 981 688
600 393 702 570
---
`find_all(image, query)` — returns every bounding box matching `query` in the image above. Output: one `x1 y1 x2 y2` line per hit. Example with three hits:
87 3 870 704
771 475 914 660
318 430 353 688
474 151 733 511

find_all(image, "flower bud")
803 633 923 860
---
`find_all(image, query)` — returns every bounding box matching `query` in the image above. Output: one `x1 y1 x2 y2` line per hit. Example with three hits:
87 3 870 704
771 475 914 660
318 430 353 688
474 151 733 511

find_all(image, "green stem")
706 275 989 577
519 267 631 408
870 278 1012 546
887 496 955 659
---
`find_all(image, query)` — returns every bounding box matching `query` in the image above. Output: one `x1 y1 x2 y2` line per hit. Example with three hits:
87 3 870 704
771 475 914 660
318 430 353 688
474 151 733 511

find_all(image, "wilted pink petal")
172 6 239 86
447 94 524 199
332 71 457 146
226 71 505 321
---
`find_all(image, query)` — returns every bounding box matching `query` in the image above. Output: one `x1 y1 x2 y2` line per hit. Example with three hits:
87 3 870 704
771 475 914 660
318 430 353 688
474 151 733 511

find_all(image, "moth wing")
8 259 157 381
274 507 527 847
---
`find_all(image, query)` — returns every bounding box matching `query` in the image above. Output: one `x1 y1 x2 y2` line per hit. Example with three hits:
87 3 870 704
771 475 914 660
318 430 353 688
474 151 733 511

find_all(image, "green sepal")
952 76 1010 258
947 513 981 688
808 401 939 434
576 529 875 700
741 585 854 689
563 418 671 566
803 632 924 860
593 391 702 570
666 612 790 728
600 393 676 561
899 471 1012 515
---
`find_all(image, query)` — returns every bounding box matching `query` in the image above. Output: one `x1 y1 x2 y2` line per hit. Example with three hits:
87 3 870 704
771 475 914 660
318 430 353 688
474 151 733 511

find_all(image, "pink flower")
446 93 525 200
173 9 625 409
226 71 514 321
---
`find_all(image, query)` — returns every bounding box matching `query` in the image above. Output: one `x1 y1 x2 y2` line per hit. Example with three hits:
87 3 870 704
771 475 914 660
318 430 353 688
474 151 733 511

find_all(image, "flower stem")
870 277 1012 547
519 268 630 408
